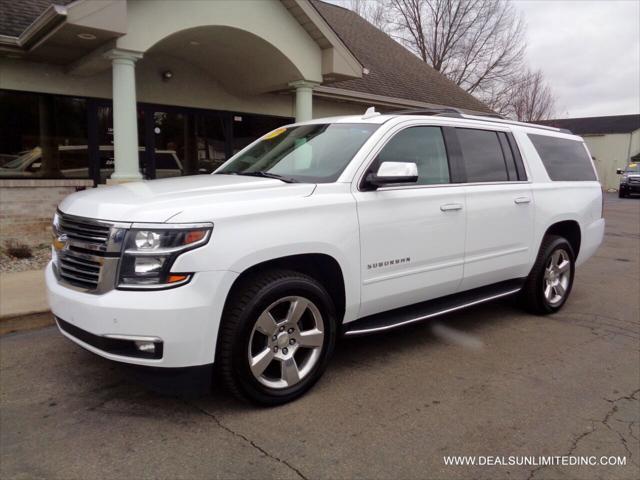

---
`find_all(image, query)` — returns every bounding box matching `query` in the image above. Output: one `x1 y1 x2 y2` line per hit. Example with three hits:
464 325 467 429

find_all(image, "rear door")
453 128 534 291
353 124 467 317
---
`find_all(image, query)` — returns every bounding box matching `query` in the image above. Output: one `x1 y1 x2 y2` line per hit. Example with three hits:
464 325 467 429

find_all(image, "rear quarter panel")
513 129 604 267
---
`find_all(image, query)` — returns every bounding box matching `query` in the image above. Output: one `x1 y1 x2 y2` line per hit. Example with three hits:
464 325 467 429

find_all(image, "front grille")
57 215 111 246
53 211 129 293
629 178 640 184
57 250 102 290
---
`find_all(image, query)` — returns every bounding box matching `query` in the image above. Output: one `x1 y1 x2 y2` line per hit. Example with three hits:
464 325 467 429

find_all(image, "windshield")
624 162 639 173
216 123 379 183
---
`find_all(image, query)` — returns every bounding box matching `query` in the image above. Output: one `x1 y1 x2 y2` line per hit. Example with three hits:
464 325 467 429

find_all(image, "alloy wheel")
543 249 571 306
248 296 325 389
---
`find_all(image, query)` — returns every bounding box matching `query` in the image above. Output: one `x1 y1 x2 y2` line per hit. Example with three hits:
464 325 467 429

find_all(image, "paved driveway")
1 194 638 480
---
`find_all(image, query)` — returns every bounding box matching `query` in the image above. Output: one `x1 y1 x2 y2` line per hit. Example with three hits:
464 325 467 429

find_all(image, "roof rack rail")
388 108 574 134
460 114 573 134
391 107 464 118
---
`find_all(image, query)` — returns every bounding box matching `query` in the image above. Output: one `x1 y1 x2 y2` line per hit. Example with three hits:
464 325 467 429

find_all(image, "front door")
354 125 467 318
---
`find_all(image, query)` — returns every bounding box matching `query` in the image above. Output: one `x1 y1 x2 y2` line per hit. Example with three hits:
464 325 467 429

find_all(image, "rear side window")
528 134 597 181
456 128 508 182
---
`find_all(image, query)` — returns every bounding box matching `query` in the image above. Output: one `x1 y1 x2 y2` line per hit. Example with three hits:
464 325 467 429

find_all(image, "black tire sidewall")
230 274 336 404
535 237 575 313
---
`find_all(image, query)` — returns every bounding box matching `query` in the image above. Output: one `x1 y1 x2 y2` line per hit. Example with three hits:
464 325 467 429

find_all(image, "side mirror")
616 168 624 175
365 161 418 189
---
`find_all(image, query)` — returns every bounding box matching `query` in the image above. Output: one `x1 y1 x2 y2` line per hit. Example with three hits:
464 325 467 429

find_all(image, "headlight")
118 223 213 290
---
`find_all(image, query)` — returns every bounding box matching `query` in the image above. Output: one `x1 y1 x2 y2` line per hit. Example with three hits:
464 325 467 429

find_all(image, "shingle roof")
311 1 491 113
0 0 71 37
537 115 640 135
0 0 490 113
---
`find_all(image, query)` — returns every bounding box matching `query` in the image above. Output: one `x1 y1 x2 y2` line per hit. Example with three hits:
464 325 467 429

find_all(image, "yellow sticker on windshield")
262 127 287 140
629 163 637 168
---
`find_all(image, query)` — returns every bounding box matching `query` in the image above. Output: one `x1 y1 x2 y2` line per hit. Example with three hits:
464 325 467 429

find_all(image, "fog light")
134 341 156 353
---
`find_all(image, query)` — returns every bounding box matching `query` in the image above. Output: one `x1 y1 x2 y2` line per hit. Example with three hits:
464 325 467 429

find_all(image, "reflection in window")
232 114 292 155
0 89 294 182
0 91 88 179
457 128 509 182
376 127 450 185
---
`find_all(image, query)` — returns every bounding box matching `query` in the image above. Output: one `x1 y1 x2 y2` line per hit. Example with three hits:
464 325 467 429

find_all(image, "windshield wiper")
232 171 299 183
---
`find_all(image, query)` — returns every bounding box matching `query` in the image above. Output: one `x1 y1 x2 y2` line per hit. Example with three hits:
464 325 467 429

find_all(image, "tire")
619 189 626 198
217 269 337 405
520 235 575 315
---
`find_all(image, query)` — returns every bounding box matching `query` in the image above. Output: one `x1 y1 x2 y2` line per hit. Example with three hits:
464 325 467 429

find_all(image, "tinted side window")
376 127 450 185
528 134 597 181
457 129 508 182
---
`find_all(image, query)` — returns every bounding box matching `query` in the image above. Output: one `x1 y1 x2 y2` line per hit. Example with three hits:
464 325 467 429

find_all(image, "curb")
0 311 54 336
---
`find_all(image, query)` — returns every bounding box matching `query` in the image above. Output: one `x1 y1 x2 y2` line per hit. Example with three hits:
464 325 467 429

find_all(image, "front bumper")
46 262 238 368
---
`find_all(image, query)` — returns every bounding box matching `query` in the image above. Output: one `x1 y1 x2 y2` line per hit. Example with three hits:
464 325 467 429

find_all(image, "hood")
59 174 316 222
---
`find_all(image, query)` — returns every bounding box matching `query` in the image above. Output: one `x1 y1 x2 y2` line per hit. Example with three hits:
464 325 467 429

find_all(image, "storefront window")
151 111 187 178
0 91 88 179
0 89 292 182
196 111 229 173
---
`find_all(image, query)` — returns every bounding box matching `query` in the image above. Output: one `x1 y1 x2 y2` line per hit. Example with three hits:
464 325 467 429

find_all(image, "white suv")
46 108 605 404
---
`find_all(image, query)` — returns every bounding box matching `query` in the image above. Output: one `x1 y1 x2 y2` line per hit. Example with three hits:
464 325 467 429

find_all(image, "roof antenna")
362 106 380 120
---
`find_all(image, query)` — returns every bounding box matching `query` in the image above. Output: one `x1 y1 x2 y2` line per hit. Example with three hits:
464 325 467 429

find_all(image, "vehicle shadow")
66 296 524 417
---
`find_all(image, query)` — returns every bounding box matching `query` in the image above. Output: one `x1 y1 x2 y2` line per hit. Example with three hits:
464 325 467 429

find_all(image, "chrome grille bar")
53 211 131 293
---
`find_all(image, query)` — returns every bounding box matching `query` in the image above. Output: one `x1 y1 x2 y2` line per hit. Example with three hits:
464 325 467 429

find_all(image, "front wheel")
217 270 336 405
520 235 575 315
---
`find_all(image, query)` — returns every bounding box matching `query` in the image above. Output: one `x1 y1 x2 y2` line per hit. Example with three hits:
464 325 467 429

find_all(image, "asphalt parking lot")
1 194 638 480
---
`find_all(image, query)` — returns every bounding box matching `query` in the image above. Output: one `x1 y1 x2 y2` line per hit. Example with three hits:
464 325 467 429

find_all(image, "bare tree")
507 69 556 122
347 0 390 32
359 0 526 107
341 0 555 120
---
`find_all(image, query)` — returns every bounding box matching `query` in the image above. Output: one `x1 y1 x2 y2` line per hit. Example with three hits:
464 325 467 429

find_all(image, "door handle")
440 203 463 212
514 197 531 205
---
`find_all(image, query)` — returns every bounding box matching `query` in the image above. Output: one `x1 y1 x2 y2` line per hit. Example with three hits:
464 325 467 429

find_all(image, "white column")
105 49 144 182
289 80 318 123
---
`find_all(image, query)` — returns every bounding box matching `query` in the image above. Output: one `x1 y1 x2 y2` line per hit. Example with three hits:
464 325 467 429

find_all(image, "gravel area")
0 245 51 274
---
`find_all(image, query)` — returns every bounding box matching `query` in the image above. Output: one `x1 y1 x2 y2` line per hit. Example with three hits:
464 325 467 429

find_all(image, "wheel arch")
224 253 347 325
542 220 582 258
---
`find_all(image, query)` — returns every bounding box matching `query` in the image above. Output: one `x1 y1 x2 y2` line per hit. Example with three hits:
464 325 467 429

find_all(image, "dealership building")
0 0 489 245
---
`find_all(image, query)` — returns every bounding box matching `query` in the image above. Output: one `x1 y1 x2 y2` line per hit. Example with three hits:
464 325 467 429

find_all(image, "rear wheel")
217 269 336 405
520 235 575 315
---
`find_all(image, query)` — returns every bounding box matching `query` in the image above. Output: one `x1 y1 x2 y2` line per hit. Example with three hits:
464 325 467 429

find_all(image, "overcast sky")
514 0 640 119
331 0 639 119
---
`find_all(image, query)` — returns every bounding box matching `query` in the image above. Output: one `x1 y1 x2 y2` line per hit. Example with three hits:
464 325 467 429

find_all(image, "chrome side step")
343 279 525 337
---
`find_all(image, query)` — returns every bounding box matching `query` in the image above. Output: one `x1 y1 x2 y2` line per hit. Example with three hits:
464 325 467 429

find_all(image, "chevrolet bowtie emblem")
52 234 68 251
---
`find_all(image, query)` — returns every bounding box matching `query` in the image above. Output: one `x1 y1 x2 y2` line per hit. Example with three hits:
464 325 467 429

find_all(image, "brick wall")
0 180 94 247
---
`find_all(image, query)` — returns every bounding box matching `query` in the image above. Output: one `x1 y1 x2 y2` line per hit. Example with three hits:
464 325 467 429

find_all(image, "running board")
343 279 525 337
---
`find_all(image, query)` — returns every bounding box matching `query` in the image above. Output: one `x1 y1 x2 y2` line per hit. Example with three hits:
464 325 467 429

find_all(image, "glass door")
150 108 230 178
